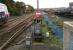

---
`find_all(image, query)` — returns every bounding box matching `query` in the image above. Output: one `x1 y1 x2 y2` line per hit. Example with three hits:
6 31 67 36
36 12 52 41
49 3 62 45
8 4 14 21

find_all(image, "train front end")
0 12 7 25
33 12 42 23
0 3 9 25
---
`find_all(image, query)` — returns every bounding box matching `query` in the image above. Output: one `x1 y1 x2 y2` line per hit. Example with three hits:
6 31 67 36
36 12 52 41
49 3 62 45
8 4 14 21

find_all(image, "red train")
33 11 42 23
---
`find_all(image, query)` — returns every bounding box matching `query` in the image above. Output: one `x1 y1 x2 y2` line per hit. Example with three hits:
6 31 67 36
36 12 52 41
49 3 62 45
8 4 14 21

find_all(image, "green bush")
8 6 21 16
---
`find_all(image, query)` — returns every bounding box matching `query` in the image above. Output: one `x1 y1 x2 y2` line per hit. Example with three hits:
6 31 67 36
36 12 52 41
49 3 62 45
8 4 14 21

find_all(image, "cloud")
14 0 73 8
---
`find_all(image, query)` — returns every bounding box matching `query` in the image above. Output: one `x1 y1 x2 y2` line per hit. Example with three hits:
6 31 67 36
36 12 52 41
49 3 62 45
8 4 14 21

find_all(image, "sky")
14 0 73 8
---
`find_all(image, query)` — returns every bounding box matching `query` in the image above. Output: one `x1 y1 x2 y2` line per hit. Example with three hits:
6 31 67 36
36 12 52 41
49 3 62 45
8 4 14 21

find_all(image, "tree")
15 2 26 14
0 0 19 16
25 5 34 13
0 0 34 16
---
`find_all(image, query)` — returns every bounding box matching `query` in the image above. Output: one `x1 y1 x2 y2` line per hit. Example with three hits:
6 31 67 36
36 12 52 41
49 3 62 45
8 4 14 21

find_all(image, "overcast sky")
14 0 73 8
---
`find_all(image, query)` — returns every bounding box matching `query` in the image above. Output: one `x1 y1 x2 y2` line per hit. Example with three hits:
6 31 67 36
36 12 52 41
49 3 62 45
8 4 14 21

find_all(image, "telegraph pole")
37 0 39 11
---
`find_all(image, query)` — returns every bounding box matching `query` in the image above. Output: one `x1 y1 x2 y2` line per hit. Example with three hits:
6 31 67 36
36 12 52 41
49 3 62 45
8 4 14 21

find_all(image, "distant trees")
15 2 26 15
25 5 34 13
0 0 34 16
0 0 18 16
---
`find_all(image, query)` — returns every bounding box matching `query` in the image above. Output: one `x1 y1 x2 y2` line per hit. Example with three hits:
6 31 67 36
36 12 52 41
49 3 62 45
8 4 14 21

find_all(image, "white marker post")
46 32 50 38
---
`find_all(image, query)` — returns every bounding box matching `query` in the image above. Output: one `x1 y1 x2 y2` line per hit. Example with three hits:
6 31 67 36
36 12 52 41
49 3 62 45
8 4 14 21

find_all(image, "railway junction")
1 0 73 50
0 11 63 50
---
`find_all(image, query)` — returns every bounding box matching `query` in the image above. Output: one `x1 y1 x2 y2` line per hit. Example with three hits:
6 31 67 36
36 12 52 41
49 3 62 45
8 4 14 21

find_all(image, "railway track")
4 26 33 50
0 14 34 50
3 21 33 50
7 15 29 25
0 13 34 34
0 14 33 31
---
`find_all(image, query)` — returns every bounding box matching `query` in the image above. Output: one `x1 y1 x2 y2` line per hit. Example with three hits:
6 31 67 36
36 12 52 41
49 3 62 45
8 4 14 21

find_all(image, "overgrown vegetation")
0 0 34 16
48 14 63 28
41 20 62 49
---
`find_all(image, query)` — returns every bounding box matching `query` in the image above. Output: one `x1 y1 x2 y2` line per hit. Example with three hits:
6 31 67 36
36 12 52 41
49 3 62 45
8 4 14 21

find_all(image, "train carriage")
33 12 42 23
0 3 9 25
